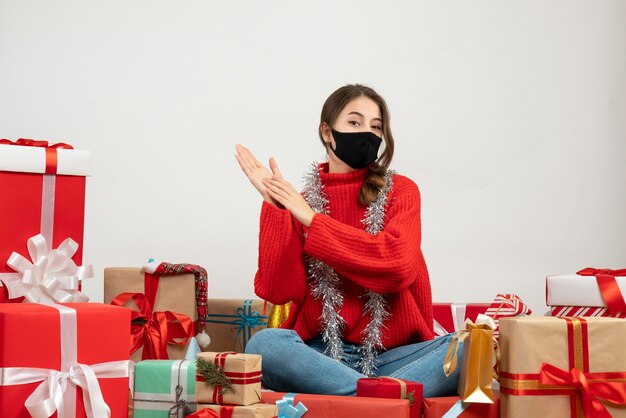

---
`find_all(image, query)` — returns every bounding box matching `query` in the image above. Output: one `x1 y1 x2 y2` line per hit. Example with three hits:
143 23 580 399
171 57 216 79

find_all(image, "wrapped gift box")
133 360 197 418
356 377 422 418
499 316 626 417
105 264 205 361
0 139 91 300
261 391 410 418
195 352 262 406
204 299 271 353
432 303 490 336
0 303 131 417
196 404 277 418
423 394 499 418
546 269 626 316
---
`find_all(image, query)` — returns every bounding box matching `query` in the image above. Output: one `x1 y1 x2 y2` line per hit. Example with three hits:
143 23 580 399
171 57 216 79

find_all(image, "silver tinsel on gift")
302 162 395 376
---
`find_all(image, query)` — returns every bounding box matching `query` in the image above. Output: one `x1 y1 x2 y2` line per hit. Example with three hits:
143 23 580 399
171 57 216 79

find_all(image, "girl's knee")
245 328 298 356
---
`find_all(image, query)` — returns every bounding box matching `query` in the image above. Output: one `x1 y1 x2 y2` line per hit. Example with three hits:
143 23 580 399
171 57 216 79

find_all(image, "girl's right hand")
235 144 282 205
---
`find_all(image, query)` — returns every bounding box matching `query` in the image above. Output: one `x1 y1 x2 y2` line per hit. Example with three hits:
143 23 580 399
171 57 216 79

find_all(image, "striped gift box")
550 305 626 318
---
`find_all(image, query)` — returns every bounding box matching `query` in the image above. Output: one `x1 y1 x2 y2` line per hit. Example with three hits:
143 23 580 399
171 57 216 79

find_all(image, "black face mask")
330 129 383 170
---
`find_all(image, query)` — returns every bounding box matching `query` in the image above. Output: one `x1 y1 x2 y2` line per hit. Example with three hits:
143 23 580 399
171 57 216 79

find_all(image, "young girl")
235 84 460 397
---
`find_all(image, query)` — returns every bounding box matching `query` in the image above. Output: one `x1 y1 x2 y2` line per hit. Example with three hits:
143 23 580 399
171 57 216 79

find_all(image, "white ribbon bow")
0 361 131 418
3 234 92 304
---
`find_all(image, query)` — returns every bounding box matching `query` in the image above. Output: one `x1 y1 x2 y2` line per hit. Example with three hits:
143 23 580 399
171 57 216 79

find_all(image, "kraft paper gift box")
0 303 131 417
195 404 277 418
546 268 626 317
195 352 262 406
356 377 423 418
499 316 626 418
105 263 207 361
422 394 500 418
133 359 198 418
261 391 410 418
204 299 271 353
0 138 91 301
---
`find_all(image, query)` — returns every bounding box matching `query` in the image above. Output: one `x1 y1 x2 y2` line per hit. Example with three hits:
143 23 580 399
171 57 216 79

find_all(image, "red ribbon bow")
577 268 626 316
540 363 626 418
111 292 193 360
0 137 74 174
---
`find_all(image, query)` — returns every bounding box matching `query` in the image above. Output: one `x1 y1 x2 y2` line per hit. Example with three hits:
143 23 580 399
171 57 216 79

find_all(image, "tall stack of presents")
0 138 625 418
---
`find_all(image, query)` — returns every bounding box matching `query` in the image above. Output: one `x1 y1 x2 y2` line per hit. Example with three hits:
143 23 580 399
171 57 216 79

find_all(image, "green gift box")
133 359 197 418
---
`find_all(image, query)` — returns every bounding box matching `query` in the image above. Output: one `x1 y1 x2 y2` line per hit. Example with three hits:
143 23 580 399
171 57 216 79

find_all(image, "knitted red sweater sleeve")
254 201 308 305
303 176 423 294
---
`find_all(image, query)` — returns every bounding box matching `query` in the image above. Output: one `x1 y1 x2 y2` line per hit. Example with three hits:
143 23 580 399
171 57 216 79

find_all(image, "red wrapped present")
261 391 410 418
0 303 132 417
432 303 490 336
356 377 422 418
423 394 500 418
0 139 91 302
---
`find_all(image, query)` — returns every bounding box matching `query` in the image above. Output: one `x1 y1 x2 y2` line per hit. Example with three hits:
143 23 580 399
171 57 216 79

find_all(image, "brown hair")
318 84 395 206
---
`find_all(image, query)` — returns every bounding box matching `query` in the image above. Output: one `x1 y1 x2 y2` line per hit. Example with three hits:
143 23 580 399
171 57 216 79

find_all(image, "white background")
1 1 624 315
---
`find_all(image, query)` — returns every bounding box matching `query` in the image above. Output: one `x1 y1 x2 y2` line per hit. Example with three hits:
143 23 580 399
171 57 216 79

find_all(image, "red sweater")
254 163 434 349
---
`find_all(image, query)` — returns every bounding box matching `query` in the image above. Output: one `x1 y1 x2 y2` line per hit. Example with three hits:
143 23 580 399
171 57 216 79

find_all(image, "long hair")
318 84 395 206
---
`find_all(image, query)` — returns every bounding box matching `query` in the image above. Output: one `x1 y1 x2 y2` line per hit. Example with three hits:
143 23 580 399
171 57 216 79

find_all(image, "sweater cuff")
303 213 331 259
260 200 290 221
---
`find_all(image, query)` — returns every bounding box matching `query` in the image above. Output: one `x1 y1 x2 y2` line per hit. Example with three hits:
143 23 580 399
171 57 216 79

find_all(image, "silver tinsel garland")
302 161 395 376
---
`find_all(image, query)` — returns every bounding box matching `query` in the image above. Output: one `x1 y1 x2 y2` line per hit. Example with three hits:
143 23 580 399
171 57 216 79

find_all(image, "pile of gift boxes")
0 138 625 418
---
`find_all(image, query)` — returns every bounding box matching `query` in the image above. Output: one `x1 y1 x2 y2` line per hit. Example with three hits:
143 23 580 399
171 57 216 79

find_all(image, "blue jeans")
245 328 462 397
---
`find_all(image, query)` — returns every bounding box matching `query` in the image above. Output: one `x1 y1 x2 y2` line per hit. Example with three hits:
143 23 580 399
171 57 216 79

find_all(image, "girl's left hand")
263 174 316 227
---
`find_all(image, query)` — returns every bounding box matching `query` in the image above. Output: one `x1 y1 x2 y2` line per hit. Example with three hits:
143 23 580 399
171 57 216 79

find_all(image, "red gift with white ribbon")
0 138 91 301
0 303 132 417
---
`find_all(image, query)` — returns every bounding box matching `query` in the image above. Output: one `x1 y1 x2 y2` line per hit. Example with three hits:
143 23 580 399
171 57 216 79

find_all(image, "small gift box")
356 377 423 418
0 303 131 417
0 138 91 302
423 394 500 418
195 352 262 406
499 316 626 417
133 360 197 418
444 315 497 404
204 299 271 353
546 268 626 316
105 262 208 361
195 403 277 418
261 391 410 418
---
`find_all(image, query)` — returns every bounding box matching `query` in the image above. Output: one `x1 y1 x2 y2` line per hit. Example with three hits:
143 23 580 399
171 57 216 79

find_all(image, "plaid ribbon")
153 263 209 326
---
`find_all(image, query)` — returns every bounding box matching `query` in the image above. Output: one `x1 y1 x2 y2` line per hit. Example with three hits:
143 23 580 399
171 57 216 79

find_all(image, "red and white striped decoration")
550 305 626 318
484 294 532 338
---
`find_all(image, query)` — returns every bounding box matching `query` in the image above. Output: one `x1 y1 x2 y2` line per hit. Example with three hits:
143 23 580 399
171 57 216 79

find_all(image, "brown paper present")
197 404 277 418
104 266 197 361
195 352 262 406
499 316 626 418
204 299 271 353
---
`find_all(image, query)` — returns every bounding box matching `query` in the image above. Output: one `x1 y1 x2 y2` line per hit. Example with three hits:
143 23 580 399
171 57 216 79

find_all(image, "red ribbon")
111 292 193 360
188 409 220 418
0 138 73 175
195 352 262 405
539 363 626 418
577 268 626 316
